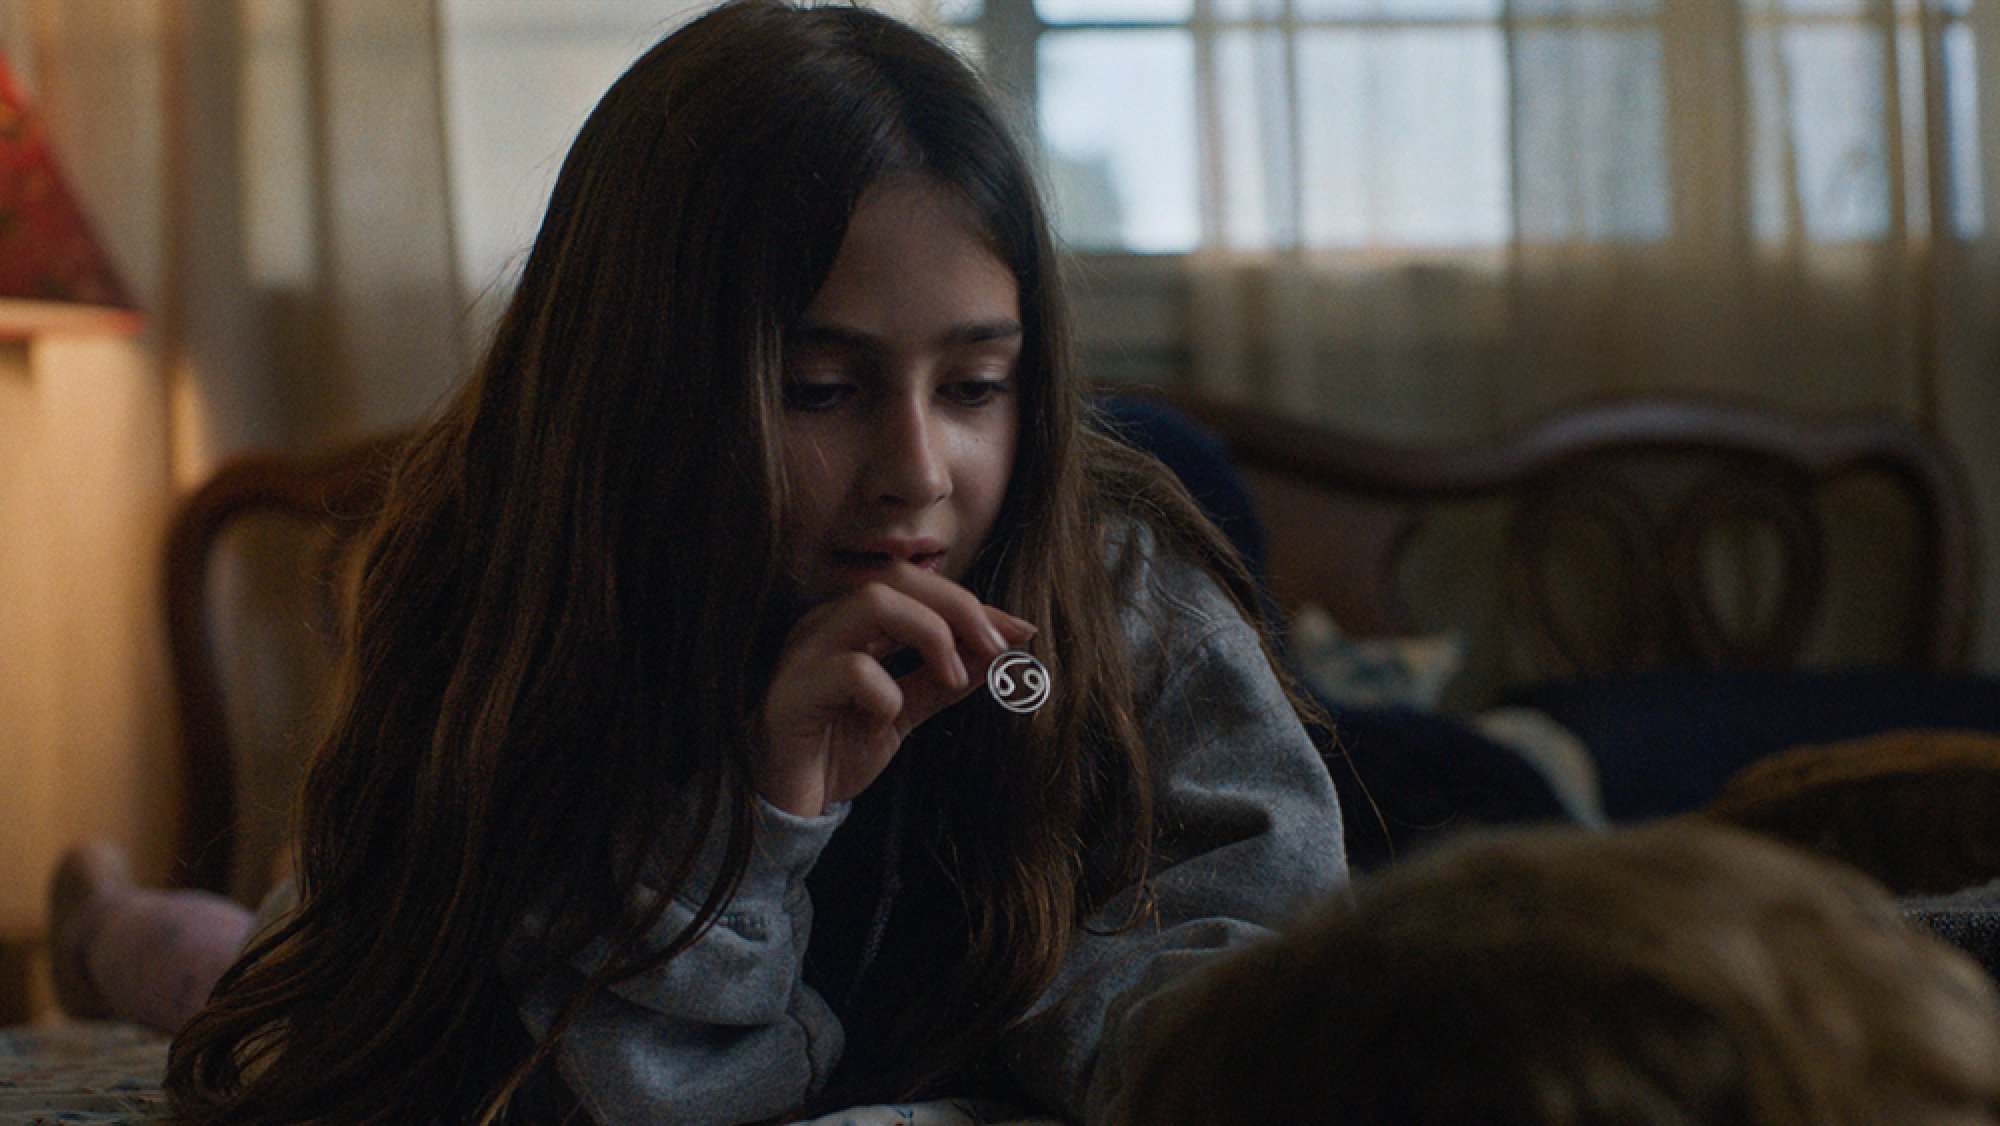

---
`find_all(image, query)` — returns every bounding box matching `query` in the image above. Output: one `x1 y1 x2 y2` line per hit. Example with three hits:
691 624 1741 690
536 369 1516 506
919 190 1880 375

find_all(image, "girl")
161 3 1346 1122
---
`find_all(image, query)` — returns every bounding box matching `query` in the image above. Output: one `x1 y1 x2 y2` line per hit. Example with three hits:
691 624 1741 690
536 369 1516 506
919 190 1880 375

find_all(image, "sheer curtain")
206 0 465 469
1167 0 2000 667
1182 2 1983 421
3 0 466 475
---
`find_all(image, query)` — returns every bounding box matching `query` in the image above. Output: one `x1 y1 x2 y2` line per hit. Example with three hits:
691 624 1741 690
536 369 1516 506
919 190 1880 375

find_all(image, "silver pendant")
987 650 1051 714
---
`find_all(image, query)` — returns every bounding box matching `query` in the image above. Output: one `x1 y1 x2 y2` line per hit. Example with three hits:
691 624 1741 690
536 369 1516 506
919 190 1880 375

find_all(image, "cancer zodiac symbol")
986 650 1051 714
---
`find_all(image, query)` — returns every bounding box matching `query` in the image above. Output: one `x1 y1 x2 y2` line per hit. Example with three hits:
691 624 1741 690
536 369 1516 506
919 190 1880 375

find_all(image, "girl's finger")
801 580 970 691
833 650 906 725
985 605 1038 646
852 564 1013 659
759 566 1043 813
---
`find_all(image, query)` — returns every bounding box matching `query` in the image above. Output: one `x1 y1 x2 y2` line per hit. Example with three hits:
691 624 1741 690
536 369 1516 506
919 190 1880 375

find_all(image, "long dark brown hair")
165 3 1268 1122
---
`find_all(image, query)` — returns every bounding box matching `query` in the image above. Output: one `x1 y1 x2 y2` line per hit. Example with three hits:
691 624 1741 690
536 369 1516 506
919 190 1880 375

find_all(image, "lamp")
0 54 140 340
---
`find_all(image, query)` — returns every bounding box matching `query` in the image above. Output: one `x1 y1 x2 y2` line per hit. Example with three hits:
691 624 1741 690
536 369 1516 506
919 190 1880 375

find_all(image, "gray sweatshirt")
517 528 1349 1124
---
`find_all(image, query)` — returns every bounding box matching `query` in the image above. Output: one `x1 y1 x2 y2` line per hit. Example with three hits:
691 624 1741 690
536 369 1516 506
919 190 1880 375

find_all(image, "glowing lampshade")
0 55 140 339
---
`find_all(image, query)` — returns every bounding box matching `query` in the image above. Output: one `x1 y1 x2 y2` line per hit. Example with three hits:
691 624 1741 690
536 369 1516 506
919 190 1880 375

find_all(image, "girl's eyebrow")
787 319 1024 352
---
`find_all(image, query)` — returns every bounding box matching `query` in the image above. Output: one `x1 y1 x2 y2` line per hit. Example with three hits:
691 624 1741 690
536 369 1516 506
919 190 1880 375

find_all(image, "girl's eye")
942 379 1011 407
783 381 854 412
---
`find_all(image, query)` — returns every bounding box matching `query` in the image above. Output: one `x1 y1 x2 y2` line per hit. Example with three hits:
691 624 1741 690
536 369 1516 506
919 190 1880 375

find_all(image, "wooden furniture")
1151 390 1975 680
164 435 404 895
162 393 1979 895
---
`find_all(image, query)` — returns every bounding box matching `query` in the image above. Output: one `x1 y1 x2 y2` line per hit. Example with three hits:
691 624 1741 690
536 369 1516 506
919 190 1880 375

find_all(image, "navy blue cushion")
1322 704 1572 872
1089 394 1269 588
1505 668 2000 821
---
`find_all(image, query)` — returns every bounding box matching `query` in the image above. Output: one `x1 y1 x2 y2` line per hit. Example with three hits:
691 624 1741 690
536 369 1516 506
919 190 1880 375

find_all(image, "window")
1746 0 1984 241
430 1 1986 298
944 0 1985 253
950 0 1558 253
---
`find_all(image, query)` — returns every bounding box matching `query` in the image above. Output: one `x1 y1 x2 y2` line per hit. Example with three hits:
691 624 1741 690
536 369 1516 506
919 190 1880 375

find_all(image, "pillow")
1474 707 1607 828
1289 604 1464 711
1504 668 2000 822
1288 609 1588 870
1090 394 1269 588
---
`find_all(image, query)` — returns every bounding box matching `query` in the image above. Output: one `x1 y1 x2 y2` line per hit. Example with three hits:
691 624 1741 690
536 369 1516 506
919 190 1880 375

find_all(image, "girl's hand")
755 565 1036 817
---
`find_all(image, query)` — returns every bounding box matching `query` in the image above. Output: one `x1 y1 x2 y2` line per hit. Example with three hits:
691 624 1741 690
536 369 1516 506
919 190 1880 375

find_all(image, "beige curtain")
1177 0 2000 670
187 0 465 469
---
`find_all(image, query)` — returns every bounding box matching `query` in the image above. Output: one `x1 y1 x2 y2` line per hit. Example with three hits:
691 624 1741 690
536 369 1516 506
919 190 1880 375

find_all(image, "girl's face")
778 177 1023 606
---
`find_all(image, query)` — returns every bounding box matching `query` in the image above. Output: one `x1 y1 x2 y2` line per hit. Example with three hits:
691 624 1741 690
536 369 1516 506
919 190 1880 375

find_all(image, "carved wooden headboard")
1151 389 1976 687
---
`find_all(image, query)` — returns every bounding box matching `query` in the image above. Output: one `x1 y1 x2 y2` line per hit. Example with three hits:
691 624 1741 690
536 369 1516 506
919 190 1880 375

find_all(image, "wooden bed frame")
1151 389 1975 676
163 391 1979 895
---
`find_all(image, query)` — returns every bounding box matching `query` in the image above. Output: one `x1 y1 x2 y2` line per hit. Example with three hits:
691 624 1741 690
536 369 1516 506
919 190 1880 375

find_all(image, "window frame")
945 0 1979 256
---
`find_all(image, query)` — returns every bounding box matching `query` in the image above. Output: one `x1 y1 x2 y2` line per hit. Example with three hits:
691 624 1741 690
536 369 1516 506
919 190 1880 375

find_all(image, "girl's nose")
868 395 951 508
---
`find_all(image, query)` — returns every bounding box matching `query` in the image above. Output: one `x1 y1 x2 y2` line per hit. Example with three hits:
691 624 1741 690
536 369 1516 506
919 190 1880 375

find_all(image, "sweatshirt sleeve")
998 545 1350 1125
517 796 850 1126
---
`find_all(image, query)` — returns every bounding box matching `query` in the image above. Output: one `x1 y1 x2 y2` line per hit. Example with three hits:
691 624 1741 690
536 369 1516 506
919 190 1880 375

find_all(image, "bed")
6 388 1992 1121
1107 388 1995 869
